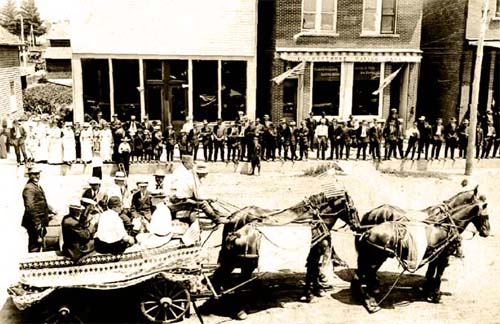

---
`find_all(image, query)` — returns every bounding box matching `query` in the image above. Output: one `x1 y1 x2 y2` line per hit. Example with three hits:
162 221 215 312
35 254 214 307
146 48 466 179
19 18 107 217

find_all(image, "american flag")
181 220 201 246
321 182 345 198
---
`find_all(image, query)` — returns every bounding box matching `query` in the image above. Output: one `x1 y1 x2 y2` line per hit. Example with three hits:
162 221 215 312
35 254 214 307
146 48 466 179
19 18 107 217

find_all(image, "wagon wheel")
43 305 84 324
140 278 191 323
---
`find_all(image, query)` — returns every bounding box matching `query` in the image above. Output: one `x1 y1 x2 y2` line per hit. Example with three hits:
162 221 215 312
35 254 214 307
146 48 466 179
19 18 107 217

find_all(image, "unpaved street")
0 161 499 323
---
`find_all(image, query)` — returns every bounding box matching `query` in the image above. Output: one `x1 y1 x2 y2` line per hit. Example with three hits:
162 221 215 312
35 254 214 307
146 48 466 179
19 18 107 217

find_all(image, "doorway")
283 78 298 121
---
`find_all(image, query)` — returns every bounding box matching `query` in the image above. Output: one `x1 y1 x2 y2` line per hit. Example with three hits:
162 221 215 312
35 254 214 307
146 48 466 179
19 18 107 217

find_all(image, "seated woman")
95 196 135 254
135 190 173 249
61 200 97 262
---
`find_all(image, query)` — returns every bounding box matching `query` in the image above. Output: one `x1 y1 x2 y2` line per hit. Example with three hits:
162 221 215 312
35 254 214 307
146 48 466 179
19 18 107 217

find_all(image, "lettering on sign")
281 53 421 63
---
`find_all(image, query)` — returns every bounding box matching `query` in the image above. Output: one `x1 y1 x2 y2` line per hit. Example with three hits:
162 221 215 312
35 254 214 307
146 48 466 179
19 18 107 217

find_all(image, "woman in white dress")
62 122 76 163
100 122 113 162
35 118 49 163
48 121 64 164
80 122 93 163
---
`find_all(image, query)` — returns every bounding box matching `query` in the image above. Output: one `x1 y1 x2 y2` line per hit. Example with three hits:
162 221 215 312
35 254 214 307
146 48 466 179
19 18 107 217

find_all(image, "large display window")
312 62 340 116
352 63 380 116
221 61 247 120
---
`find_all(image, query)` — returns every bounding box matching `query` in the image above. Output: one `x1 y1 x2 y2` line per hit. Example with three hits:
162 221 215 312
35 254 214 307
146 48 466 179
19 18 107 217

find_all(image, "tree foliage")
23 83 73 114
0 0 19 35
20 0 46 37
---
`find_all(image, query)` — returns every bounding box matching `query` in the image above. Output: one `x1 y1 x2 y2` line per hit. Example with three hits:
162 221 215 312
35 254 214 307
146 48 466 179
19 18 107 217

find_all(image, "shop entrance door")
168 82 188 130
145 85 167 129
283 78 298 121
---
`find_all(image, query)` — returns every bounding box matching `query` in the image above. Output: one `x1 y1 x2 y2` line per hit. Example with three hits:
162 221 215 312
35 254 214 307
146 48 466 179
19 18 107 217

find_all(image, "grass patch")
380 168 451 180
302 163 339 177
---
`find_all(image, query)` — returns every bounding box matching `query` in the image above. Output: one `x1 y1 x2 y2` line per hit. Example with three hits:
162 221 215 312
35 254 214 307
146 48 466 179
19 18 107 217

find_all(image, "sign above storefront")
279 51 421 63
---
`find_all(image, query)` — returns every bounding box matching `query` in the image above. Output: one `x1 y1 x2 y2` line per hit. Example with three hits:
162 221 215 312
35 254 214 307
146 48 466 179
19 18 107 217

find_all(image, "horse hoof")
235 310 248 320
364 299 381 313
426 293 441 304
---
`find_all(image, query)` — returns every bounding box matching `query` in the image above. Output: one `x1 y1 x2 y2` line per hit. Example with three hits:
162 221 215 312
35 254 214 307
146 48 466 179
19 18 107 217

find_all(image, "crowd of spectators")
2 107 500 172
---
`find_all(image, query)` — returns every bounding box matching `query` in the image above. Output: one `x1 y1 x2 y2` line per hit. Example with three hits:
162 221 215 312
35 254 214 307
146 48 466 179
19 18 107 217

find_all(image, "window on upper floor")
496 0 500 17
363 0 397 35
302 0 337 32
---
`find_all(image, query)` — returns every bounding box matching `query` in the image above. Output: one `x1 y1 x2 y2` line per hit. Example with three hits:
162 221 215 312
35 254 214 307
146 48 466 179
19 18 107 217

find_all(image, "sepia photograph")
0 0 498 323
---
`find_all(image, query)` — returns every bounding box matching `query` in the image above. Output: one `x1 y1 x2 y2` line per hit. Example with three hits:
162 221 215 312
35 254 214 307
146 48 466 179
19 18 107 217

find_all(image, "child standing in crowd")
143 129 153 162
250 136 261 176
118 137 132 175
164 125 176 162
133 129 144 163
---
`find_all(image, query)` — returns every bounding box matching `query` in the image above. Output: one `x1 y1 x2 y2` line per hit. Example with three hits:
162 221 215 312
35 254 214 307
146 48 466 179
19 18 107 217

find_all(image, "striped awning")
277 50 422 63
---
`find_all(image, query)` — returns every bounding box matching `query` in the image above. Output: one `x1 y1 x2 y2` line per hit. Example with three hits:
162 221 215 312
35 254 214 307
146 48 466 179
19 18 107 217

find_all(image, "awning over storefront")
468 40 500 49
276 49 422 63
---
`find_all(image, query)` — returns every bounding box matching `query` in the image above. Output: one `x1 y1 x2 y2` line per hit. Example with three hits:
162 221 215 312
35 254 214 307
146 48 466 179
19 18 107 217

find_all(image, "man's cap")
418 116 425 121
27 166 42 174
289 121 296 126
113 113 118 117
81 197 97 206
154 169 166 177
154 125 161 130
150 189 166 198
437 118 443 122
137 180 149 186
391 108 397 112
114 171 127 180
88 177 101 185
195 162 208 174
121 137 131 142
397 118 404 122
64 122 72 127
263 114 269 118
450 117 457 122
181 155 193 163
107 196 122 208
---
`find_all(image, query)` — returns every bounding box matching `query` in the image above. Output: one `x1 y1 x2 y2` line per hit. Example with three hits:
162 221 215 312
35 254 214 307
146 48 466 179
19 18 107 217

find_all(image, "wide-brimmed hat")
154 170 166 177
121 137 131 142
69 199 84 211
195 162 208 174
88 177 101 185
27 166 42 174
418 116 426 121
136 180 149 187
114 171 127 180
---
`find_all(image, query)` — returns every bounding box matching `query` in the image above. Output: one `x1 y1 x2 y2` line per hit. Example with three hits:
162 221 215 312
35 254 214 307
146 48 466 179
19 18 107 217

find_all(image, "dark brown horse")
353 201 490 313
212 191 361 294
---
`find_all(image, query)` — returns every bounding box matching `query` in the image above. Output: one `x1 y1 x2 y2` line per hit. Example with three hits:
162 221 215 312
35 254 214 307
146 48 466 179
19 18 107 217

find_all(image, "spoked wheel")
140 278 191 323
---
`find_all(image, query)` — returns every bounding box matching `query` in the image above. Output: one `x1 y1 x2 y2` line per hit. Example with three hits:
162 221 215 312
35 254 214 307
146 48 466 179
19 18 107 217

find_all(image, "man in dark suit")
22 167 55 252
356 120 370 160
61 201 96 262
369 119 383 162
131 180 153 221
82 177 106 210
10 120 27 165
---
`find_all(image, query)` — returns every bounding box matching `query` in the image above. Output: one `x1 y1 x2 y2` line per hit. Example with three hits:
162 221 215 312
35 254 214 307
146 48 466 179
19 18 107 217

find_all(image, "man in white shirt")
106 171 132 226
95 196 135 254
315 119 329 160
169 155 224 224
136 190 172 248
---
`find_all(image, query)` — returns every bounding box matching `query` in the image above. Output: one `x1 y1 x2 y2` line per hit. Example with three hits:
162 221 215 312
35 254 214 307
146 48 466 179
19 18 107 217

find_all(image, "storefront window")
168 60 188 83
193 60 218 122
145 60 163 81
312 63 340 116
352 63 380 116
222 61 247 120
82 59 110 121
113 59 140 120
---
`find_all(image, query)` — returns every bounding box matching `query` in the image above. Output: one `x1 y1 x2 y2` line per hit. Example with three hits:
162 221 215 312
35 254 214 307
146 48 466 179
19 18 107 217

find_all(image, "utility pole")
465 0 490 175
15 14 27 68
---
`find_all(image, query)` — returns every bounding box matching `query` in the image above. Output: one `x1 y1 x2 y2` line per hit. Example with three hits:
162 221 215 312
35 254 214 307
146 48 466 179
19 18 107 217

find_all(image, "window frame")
361 0 398 36
496 0 500 17
301 0 338 33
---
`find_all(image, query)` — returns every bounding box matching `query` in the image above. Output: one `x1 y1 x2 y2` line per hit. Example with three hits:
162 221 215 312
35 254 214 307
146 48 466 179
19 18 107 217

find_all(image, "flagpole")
465 0 490 176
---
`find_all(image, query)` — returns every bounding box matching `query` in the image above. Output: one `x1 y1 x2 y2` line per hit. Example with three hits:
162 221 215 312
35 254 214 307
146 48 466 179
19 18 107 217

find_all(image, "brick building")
0 26 23 120
70 0 257 129
418 0 500 123
261 0 422 127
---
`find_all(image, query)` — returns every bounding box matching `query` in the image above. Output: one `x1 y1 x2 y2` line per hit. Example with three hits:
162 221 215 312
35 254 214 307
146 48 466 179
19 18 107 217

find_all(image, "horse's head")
451 201 490 238
444 185 482 209
306 192 360 232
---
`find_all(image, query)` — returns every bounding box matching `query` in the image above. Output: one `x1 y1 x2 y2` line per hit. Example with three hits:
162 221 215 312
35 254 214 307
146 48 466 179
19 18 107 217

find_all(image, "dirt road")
0 162 499 323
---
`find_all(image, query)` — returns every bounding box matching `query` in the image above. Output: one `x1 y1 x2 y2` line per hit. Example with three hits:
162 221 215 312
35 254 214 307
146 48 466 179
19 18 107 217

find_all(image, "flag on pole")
271 61 306 85
372 65 403 96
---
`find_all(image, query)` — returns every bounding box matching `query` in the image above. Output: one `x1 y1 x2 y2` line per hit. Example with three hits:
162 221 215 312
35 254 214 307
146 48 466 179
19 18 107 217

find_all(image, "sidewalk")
2 147 499 176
